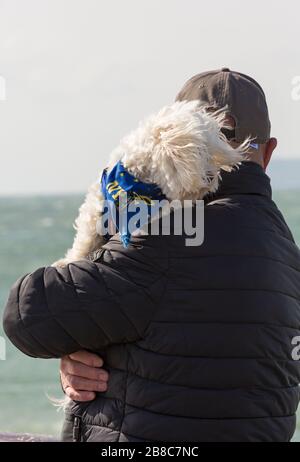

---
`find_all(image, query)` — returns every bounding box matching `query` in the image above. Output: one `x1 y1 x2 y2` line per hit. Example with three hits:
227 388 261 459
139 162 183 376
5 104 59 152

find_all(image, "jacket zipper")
72 416 82 442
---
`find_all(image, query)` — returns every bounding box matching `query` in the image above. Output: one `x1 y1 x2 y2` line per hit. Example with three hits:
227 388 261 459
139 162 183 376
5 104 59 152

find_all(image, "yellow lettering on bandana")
107 181 126 200
107 181 154 204
132 192 153 205
107 180 120 193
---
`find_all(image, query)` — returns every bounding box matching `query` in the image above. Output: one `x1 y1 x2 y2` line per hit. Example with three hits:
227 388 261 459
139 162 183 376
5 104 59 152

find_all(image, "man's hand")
60 350 109 402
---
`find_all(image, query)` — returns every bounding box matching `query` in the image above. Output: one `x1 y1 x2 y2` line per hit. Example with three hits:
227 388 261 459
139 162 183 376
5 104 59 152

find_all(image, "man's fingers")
65 386 96 402
61 357 109 382
65 374 108 392
60 351 109 398
69 350 104 367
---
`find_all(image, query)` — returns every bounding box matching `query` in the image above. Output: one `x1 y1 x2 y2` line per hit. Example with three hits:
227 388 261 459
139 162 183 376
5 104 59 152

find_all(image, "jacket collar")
205 161 272 203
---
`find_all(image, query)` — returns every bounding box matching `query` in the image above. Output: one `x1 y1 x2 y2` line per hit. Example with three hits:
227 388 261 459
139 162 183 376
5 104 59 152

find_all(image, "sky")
0 0 300 194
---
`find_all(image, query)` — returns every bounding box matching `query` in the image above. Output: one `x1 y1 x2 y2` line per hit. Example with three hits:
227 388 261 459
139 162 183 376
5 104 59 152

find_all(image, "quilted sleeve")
2 251 167 358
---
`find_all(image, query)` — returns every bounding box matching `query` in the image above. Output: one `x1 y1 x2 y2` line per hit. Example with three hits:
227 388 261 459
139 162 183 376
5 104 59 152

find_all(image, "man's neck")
205 161 272 202
246 153 265 170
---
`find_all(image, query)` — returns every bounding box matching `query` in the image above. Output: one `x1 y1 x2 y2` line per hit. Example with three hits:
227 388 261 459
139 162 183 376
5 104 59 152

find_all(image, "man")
3 69 300 442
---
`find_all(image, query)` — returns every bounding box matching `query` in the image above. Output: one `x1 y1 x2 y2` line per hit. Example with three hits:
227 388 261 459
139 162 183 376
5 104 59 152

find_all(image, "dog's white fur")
53 100 249 268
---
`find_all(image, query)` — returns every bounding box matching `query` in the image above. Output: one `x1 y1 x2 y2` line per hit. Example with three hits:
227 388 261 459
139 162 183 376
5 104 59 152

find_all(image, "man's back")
58 162 300 442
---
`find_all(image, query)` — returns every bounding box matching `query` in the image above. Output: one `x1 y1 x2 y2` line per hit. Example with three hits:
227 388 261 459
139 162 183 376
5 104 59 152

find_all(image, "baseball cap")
175 68 271 145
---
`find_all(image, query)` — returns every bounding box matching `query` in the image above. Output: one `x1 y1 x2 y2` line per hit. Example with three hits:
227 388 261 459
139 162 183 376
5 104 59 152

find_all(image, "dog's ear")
136 101 249 200
149 100 214 200
118 100 249 201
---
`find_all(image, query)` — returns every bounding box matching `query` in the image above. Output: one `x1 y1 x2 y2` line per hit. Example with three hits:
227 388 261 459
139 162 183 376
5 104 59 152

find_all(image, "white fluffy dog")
53 100 248 267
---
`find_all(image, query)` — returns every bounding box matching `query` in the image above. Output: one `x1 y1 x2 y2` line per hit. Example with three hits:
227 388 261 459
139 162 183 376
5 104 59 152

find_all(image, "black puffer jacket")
3 162 300 442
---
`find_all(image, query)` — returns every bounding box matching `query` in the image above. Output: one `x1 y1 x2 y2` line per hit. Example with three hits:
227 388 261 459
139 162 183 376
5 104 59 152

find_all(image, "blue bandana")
100 161 165 247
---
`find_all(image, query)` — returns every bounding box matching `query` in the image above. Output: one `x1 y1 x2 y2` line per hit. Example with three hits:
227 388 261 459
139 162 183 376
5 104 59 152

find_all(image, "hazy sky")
0 0 299 194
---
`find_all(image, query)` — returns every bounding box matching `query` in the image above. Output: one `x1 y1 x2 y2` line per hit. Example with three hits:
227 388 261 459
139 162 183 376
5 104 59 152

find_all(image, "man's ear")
263 137 277 170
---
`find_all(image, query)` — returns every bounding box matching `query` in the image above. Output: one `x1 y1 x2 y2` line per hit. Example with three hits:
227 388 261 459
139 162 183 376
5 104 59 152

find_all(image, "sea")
0 160 300 440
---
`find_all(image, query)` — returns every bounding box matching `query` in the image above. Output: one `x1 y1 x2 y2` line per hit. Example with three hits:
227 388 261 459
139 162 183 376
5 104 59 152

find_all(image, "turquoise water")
0 195 83 437
0 191 300 439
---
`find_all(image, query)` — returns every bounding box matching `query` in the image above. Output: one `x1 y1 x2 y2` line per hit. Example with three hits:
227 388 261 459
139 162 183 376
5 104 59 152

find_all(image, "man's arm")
3 249 165 358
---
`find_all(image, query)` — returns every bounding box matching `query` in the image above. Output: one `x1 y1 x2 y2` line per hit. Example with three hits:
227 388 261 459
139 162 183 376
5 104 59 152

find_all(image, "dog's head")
107 100 249 201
